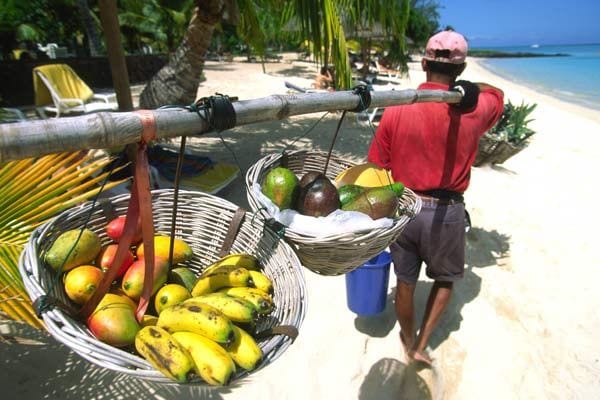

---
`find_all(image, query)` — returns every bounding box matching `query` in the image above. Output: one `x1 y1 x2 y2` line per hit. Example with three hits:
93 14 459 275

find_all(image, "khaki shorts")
391 198 465 285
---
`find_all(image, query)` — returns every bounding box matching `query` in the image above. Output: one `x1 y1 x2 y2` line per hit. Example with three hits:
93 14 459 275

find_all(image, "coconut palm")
0 152 127 328
139 0 412 108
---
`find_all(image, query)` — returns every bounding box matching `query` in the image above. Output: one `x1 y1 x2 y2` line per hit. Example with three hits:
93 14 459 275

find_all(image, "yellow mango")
136 235 193 265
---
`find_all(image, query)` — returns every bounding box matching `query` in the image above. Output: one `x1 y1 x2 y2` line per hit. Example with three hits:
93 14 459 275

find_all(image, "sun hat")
424 30 468 64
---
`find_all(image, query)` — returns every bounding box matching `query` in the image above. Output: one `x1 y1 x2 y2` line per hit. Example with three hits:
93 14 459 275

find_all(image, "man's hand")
450 80 480 111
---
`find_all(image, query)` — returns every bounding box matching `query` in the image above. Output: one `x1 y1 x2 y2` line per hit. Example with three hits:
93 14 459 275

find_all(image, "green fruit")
338 182 404 207
45 228 102 272
169 267 198 292
341 186 401 219
261 167 299 210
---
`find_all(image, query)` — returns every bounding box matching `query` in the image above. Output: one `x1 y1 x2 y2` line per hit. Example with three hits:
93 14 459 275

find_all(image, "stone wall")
0 54 168 107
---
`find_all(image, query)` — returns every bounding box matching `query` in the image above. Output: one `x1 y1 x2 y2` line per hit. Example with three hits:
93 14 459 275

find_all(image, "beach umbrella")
0 88 462 163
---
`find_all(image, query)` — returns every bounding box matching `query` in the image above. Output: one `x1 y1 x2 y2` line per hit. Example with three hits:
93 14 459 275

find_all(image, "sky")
437 0 600 47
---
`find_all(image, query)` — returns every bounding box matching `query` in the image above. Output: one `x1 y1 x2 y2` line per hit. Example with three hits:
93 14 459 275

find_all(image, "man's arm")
477 82 504 97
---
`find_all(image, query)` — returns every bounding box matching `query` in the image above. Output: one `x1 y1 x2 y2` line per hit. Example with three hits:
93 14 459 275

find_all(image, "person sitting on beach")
311 66 335 91
367 29 504 367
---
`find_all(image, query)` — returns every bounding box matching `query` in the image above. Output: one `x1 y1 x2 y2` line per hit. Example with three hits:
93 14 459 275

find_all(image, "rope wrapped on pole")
0 88 462 163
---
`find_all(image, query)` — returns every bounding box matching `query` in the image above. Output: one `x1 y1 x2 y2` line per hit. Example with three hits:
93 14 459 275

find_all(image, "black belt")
415 189 464 204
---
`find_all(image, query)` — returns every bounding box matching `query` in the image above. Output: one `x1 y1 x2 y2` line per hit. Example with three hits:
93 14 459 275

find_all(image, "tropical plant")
0 152 127 328
489 100 538 145
139 0 415 107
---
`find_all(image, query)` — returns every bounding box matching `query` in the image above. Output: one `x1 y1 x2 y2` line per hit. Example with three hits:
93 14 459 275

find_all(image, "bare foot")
410 349 433 367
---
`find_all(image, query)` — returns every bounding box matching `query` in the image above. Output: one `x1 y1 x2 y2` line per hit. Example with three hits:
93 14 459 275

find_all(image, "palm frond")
0 152 128 329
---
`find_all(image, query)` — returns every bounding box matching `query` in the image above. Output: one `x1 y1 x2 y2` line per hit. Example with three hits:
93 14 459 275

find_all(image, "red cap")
424 31 468 64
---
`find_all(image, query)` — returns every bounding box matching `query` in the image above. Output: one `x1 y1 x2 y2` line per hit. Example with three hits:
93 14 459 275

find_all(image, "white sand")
3 54 600 399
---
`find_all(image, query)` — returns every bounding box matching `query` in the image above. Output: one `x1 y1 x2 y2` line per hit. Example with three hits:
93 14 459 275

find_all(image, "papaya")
45 228 102 272
341 186 401 219
334 163 394 188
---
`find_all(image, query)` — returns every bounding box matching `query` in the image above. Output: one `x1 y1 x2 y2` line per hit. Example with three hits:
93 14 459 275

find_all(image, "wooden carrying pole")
0 88 461 163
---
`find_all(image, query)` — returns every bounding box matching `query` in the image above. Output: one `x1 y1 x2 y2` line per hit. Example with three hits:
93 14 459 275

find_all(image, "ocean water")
474 44 600 110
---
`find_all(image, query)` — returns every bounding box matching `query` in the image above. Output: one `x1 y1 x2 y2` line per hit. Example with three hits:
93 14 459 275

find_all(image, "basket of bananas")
19 189 307 385
245 150 422 276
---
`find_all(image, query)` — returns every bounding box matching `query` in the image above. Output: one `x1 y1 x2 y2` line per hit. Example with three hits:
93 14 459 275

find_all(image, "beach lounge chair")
33 64 118 117
147 144 240 195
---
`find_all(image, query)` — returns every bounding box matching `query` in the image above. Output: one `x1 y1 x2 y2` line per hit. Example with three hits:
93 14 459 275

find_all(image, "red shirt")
367 82 504 193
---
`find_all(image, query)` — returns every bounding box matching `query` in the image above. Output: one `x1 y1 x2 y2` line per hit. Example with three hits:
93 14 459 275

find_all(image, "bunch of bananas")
134 253 275 385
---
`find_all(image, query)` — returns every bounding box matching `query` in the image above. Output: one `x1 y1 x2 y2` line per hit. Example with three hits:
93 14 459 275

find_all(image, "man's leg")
395 279 416 360
412 280 453 364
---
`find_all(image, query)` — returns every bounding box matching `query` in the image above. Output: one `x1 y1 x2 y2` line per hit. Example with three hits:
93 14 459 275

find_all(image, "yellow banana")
172 331 236 386
191 266 252 297
201 253 260 277
227 325 263 371
185 293 257 324
157 302 234 345
134 326 194 383
248 270 274 295
219 286 274 315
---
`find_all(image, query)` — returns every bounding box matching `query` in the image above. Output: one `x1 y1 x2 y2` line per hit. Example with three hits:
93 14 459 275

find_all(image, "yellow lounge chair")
33 64 118 117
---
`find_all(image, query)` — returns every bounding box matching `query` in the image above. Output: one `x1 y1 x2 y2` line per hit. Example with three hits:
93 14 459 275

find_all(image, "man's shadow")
358 358 434 400
353 227 511 348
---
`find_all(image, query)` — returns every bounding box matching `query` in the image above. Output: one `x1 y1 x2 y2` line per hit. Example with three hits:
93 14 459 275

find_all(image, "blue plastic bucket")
345 251 392 315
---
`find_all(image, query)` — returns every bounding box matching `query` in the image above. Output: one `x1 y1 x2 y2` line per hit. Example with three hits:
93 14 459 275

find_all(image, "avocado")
261 166 299 210
294 172 340 217
341 186 400 219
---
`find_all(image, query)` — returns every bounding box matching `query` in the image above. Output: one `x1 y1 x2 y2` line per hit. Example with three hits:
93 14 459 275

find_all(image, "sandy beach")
3 54 600 399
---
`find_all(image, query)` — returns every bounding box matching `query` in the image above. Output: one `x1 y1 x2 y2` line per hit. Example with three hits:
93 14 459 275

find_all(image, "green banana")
156 302 235 345
184 293 257 323
191 266 253 297
227 325 263 371
134 326 194 383
172 331 236 386
200 253 261 277
248 270 274 295
219 286 274 315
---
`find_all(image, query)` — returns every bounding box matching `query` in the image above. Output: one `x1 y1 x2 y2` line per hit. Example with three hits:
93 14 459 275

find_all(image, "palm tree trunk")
139 1 225 109
77 0 103 57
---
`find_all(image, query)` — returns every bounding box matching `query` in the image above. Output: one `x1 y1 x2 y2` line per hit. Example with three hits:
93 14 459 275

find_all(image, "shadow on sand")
1 319 236 399
358 358 434 400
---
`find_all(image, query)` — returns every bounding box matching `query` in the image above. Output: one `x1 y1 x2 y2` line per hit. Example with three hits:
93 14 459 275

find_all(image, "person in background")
367 30 504 366
311 65 335 91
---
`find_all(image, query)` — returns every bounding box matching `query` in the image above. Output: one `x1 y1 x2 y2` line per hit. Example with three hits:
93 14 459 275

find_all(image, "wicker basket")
474 133 527 166
245 150 422 276
18 189 307 385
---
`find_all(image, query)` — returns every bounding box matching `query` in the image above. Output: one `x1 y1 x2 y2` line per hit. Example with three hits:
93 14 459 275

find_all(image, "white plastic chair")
33 64 118 118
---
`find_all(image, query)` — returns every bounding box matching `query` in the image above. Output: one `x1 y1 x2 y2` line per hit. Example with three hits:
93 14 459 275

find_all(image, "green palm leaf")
0 152 128 329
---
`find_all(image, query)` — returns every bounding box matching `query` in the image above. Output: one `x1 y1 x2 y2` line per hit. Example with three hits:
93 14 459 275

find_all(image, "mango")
45 228 102 272
63 265 103 305
136 235 193 265
106 215 143 244
96 244 134 279
121 256 170 300
87 293 141 347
